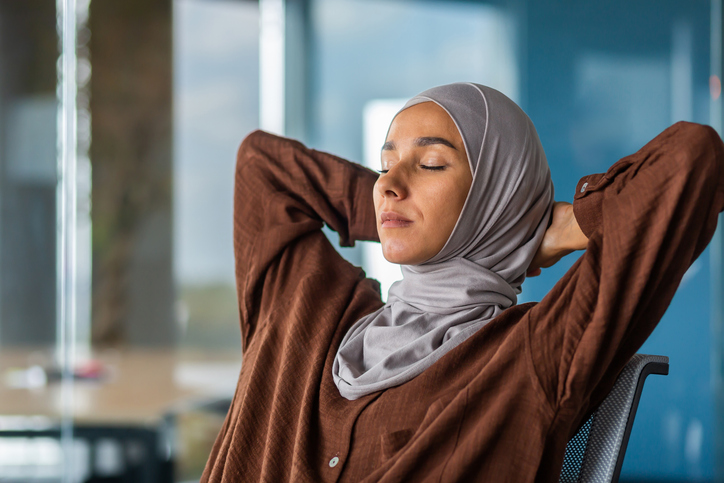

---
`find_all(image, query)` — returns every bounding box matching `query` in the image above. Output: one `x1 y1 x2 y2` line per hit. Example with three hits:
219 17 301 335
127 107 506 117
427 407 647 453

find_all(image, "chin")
382 252 407 265
381 241 407 265
381 240 421 265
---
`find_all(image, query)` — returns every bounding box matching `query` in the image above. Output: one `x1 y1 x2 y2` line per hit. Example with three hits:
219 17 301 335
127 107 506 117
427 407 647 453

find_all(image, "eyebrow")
381 137 457 151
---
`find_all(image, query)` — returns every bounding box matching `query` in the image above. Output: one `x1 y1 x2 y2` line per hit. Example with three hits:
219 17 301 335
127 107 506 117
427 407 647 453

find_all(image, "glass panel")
0 3 59 345
174 0 259 352
0 0 258 481
78 0 257 481
0 0 70 480
172 2 259 478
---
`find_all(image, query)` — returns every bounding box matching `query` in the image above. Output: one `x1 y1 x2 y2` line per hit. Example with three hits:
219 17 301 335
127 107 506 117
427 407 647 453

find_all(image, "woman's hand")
526 201 588 277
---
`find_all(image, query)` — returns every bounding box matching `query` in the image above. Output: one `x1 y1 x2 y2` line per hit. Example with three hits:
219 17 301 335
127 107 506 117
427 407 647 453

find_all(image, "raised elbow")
669 121 724 189
237 129 268 162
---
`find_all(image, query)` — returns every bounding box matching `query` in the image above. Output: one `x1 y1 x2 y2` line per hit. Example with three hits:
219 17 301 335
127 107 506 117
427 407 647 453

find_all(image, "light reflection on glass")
56 0 79 481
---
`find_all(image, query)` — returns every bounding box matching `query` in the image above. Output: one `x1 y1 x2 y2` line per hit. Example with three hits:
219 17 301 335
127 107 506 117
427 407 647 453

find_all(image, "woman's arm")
233 130 379 349
527 121 724 416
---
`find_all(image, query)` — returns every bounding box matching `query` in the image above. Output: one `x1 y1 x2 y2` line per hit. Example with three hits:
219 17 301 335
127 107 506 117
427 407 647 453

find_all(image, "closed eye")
377 166 445 174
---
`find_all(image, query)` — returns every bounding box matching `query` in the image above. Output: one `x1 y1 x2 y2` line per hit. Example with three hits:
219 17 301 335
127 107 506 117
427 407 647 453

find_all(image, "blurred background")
0 0 721 481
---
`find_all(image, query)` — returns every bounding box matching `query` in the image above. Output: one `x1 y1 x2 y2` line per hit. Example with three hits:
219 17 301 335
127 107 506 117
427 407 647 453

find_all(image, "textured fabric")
201 122 724 483
333 83 554 400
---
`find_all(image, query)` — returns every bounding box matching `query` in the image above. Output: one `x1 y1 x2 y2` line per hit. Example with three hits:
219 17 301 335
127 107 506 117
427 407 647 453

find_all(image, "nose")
375 164 408 200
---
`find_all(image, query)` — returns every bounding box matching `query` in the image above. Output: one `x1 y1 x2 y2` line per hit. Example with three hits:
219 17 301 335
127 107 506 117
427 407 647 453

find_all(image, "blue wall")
523 1 713 479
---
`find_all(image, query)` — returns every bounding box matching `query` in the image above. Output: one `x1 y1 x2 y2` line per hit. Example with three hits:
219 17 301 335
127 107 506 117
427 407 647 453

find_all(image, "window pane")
174 0 259 351
0 1 68 480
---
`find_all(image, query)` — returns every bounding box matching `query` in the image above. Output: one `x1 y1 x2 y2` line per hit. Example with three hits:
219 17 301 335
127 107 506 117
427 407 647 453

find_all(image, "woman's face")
374 101 473 265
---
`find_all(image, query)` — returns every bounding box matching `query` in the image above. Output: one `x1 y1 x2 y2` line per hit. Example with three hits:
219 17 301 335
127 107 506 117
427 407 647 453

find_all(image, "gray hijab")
332 83 554 400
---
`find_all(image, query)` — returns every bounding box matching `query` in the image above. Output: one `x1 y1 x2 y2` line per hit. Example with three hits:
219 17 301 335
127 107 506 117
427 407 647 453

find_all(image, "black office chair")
559 354 670 483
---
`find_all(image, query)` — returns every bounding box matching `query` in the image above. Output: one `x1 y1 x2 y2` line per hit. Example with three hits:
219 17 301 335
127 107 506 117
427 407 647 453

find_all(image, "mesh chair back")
559 354 669 483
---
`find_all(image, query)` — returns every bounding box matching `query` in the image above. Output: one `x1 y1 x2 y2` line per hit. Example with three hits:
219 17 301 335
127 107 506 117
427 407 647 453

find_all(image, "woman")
201 83 724 482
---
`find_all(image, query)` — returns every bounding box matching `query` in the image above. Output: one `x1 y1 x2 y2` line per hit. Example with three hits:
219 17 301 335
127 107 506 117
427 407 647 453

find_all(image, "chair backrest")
559 353 669 483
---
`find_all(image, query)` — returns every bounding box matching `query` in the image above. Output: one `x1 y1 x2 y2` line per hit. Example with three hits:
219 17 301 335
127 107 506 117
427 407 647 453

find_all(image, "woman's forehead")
386 102 464 149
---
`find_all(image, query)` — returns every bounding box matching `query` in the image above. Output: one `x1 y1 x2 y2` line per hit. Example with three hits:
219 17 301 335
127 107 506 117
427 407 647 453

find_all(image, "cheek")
417 177 469 254
420 179 466 224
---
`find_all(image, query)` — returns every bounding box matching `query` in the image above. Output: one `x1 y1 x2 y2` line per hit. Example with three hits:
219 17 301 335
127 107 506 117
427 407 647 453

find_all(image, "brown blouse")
201 122 724 482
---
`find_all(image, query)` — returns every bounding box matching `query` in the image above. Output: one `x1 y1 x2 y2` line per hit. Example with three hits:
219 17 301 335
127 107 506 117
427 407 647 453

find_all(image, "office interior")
0 0 721 481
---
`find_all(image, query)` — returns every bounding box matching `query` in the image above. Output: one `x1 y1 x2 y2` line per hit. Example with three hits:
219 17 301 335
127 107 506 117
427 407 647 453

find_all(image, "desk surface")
0 348 242 426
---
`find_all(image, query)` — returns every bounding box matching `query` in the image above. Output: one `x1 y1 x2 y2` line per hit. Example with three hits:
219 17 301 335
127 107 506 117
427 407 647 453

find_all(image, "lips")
380 211 413 228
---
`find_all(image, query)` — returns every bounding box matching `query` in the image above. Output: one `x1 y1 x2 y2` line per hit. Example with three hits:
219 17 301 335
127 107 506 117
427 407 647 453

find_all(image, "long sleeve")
202 130 384 483
233 130 380 350
527 122 724 438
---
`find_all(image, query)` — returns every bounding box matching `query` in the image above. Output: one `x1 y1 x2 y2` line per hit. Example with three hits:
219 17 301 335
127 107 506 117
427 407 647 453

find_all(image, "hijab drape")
332 83 554 400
